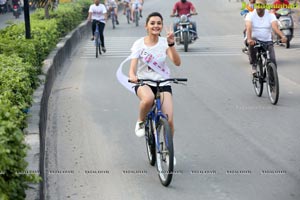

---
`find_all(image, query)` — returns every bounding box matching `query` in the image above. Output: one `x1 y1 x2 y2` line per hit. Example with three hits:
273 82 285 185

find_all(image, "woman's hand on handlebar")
129 76 138 83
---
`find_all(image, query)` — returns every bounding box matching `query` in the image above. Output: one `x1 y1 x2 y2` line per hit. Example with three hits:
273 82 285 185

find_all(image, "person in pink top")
171 0 198 39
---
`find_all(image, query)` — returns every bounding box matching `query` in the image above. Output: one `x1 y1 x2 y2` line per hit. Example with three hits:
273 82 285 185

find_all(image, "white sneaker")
135 121 145 137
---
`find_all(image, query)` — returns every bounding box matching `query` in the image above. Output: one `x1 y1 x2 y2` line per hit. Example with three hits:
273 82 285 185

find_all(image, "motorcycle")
275 8 294 48
12 4 21 18
171 13 198 52
0 1 7 14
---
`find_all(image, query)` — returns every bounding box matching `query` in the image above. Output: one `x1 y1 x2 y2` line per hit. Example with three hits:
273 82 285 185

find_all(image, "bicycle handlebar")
254 40 276 49
128 78 188 84
170 13 198 17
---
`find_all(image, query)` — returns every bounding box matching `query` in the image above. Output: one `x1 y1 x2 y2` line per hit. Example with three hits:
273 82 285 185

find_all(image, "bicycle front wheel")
96 40 99 58
155 118 173 187
112 12 115 29
126 9 130 24
253 59 264 97
266 62 279 105
135 10 139 26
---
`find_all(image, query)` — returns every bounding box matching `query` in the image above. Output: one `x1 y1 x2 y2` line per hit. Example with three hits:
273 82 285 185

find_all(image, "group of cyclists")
87 0 197 54
87 0 294 163
87 0 145 52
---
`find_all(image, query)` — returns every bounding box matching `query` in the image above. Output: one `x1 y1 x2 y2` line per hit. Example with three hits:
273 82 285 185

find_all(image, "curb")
24 20 91 200
24 3 124 199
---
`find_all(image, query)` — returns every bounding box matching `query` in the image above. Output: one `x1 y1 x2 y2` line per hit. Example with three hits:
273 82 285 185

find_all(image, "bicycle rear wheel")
145 118 156 166
155 118 173 187
266 62 279 105
252 59 264 97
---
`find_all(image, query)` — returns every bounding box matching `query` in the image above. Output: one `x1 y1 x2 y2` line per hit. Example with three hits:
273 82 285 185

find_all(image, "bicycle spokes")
266 63 279 105
155 119 173 186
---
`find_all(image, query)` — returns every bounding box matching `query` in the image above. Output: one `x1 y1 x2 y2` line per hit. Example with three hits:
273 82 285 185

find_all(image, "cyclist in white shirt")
245 0 287 74
129 12 181 138
122 0 131 15
105 0 119 25
131 0 143 21
87 0 107 52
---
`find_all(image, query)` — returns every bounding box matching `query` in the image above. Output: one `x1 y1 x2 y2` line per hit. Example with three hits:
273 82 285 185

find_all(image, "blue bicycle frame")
146 95 169 151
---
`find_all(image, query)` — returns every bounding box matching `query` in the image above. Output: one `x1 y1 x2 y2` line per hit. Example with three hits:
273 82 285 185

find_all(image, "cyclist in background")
128 12 181 138
105 0 120 25
245 0 287 74
122 0 131 15
87 0 107 52
131 0 143 21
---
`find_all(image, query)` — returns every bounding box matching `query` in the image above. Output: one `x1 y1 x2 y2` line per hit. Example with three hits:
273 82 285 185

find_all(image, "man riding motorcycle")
272 0 290 19
171 0 198 39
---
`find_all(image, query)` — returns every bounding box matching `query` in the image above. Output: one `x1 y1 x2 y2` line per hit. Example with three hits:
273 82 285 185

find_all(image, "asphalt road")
45 0 300 199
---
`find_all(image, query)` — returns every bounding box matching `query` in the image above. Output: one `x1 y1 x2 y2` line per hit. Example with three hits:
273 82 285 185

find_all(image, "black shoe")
91 36 94 41
102 47 106 53
140 13 142 18
242 47 248 55
116 20 119 25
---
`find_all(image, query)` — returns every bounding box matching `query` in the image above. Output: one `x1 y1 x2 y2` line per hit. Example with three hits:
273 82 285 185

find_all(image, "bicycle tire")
266 62 279 105
96 39 98 58
135 10 139 27
286 36 290 49
95 36 101 58
253 58 264 97
126 9 130 24
112 11 115 29
155 118 173 187
145 118 156 166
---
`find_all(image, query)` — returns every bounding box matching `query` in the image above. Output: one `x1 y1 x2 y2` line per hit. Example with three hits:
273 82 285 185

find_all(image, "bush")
0 0 91 199
0 55 35 114
0 100 36 200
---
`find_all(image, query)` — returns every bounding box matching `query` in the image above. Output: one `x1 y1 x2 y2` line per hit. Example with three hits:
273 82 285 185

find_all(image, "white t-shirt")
130 37 170 86
245 9 277 41
89 4 107 23
106 0 117 7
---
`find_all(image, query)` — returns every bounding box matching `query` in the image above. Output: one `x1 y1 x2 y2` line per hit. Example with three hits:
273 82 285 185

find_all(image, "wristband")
168 43 175 47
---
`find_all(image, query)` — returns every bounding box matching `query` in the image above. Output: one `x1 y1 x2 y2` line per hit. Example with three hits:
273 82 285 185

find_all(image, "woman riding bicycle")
105 0 119 25
129 12 181 138
122 0 131 15
130 0 143 21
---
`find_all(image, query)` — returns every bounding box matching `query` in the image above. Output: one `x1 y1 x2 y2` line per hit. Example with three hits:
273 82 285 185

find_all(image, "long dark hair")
146 12 164 25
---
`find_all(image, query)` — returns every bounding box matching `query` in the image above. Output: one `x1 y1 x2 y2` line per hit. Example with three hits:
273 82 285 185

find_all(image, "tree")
31 0 58 18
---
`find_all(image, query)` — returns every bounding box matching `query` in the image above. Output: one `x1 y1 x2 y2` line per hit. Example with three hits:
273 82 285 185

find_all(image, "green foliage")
0 0 90 199
0 55 35 113
0 99 40 200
